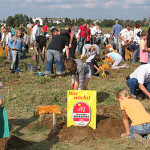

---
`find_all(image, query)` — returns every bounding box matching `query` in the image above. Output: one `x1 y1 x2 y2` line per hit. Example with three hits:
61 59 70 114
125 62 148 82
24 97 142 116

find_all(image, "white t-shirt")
90 26 97 36
32 25 40 40
134 28 142 39
120 28 134 45
130 64 150 84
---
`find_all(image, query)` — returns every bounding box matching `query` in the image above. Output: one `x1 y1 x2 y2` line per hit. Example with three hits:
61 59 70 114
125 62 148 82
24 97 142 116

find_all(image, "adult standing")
86 24 91 44
45 30 70 77
11 25 15 37
131 24 142 64
32 20 40 47
77 22 87 54
73 24 79 37
119 24 134 60
42 23 49 36
29 22 35 45
1 27 11 59
90 23 97 44
19 24 25 38
96 26 102 48
112 20 122 52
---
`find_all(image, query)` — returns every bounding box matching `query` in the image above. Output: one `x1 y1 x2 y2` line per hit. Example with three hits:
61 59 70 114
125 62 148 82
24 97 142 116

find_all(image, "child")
0 27 11 59
8 30 24 73
0 82 3 106
64 58 91 90
23 30 29 59
105 43 116 52
103 51 128 69
81 44 100 59
116 89 150 143
86 54 101 76
140 31 149 65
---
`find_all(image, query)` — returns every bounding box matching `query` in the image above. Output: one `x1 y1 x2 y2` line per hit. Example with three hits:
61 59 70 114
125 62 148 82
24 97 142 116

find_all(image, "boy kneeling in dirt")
116 89 150 144
64 58 91 90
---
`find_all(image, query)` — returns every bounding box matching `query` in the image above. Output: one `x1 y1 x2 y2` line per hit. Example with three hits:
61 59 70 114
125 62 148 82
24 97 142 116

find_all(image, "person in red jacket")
42 23 49 36
77 22 87 54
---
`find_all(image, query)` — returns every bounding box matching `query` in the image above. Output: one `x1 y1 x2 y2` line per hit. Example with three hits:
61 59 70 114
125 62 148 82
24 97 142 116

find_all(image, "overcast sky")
0 0 149 20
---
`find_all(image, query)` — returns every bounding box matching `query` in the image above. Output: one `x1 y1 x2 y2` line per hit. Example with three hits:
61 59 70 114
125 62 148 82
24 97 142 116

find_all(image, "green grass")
0 29 150 149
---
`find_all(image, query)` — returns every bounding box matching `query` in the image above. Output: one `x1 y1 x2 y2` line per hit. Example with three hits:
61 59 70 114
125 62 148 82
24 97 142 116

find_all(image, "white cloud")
104 1 121 9
125 0 146 5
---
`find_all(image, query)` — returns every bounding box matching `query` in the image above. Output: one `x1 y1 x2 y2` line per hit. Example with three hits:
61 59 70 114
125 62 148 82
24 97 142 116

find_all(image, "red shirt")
42 25 48 32
79 25 87 37
86 28 91 41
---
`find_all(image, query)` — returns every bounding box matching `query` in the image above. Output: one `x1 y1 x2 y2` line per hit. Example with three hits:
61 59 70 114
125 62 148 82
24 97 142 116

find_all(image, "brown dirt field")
0 135 32 150
47 105 124 144
0 105 124 148
57 118 124 144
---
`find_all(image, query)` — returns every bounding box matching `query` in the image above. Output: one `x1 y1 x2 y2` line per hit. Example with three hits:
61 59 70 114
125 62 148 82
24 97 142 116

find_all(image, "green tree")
44 17 48 24
6 16 14 26
86 19 93 25
75 18 85 26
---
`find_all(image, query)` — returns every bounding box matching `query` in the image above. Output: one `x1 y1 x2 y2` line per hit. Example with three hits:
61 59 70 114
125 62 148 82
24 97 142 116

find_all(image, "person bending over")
64 58 91 90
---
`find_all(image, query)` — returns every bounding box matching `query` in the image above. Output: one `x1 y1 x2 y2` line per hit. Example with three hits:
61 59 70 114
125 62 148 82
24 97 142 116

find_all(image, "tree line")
2 13 150 28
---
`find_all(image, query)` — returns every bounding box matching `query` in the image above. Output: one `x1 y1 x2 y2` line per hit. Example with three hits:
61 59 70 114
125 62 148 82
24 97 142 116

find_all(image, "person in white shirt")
90 23 97 44
103 34 111 47
32 20 40 55
0 27 11 59
119 24 134 60
130 30 142 64
126 64 150 98
32 20 40 43
80 44 100 59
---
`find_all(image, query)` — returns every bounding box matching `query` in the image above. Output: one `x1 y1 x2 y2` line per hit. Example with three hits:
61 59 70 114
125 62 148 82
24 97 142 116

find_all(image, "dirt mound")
57 118 124 144
0 135 32 150
102 105 121 119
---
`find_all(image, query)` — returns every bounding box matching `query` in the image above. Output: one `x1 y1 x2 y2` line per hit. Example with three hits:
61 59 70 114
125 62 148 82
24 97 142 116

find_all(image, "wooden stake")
53 113 56 131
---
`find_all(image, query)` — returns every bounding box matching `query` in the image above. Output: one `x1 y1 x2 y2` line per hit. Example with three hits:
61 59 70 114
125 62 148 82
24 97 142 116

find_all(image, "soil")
0 135 32 150
0 105 124 148
48 105 125 144
57 118 124 144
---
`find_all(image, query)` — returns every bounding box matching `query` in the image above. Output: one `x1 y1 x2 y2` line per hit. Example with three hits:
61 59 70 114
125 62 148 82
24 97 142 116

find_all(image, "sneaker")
134 134 147 145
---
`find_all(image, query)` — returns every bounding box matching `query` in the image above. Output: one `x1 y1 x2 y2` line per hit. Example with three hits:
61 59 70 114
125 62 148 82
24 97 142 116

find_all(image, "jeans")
23 44 29 59
35 45 45 65
10 50 21 73
126 78 150 95
130 124 150 140
45 50 63 75
114 37 122 52
132 47 139 64
78 37 86 54
91 35 96 44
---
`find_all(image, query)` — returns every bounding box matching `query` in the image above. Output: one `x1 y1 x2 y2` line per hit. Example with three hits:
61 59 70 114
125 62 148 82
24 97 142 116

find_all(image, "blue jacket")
8 37 24 50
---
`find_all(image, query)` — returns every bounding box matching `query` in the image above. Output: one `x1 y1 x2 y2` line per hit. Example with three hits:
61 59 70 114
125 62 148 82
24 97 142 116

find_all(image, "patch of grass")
0 29 150 150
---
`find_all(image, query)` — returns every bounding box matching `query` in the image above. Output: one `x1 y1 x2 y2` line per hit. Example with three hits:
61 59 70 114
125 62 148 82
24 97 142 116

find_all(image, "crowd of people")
1 19 150 144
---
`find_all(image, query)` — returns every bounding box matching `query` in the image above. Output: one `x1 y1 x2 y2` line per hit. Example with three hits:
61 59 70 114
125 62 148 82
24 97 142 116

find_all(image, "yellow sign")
67 90 97 129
